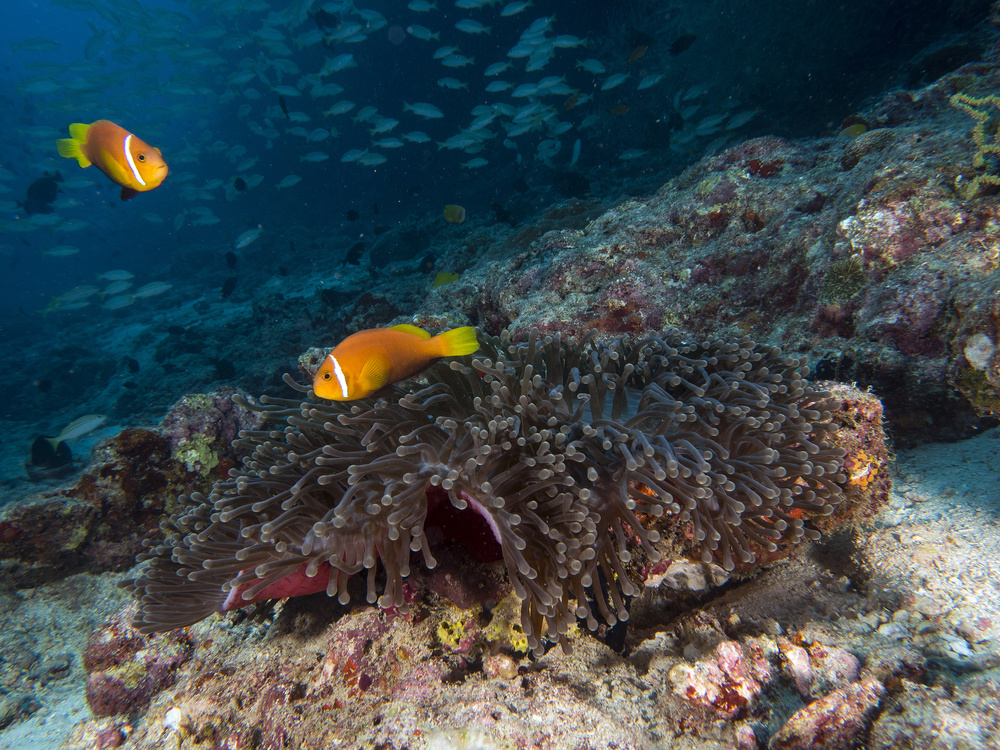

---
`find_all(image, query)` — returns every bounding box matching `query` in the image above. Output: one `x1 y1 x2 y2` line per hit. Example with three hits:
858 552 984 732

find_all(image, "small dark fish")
221 276 237 298
225 251 238 269
29 435 72 469
345 241 365 265
278 94 289 117
372 202 380 215
233 176 247 192
670 33 697 56
123 380 137 389
33 378 52 393
418 253 436 273
345 209 360 221
125 357 140 373
21 171 63 215
372 224 388 235
278 265 290 276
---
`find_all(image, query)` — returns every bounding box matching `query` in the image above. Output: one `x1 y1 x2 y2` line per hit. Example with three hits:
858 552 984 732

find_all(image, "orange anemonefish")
314 324 480 401
56 120 168 201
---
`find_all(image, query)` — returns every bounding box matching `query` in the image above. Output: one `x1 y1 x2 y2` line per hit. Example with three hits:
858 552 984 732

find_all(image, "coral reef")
126 329 852 656
769 677 885 750
839 128 898 170
159 388 264 482
778 636 861 699
83 606 192 718
949 92 1000 198
0 429 187 588
0 389 261 587
667 639 772 719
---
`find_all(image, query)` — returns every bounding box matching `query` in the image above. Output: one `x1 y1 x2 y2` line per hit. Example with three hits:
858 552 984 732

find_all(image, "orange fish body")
314 324 479 401
56 120 168 200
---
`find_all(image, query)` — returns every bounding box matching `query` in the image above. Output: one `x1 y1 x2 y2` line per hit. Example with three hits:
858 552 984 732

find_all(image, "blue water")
0 0 606 314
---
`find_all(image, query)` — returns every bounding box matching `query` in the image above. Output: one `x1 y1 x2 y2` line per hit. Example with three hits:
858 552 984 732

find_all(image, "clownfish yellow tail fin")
56 137 90 167
435 326 480 357
56 122 92 168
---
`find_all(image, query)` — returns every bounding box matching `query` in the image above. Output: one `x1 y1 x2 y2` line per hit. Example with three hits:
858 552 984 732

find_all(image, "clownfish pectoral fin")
391 323 431 338
120 186 139 201
359 354 391 393
97 147 134 188
435 326 480 357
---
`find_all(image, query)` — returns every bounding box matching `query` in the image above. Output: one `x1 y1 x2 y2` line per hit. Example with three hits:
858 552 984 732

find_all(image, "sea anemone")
125 329 846 655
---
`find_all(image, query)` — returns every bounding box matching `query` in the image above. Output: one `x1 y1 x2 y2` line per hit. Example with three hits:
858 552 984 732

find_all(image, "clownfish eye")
323 372 332 380
137 153 146 162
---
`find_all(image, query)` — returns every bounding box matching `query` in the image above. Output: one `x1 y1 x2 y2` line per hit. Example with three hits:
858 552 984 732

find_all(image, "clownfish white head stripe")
326 353 349 399
122 134 146 186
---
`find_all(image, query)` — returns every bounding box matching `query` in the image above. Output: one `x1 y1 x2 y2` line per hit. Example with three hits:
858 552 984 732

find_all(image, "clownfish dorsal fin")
391 323 431 339
359 353 391 392
68 122 91 143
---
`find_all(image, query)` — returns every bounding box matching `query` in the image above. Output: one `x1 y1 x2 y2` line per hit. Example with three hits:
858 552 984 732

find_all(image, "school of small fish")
3 0 761 317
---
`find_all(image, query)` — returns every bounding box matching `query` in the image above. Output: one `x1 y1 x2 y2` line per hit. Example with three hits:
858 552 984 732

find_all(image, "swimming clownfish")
56 120 168 201
314 324 480 401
